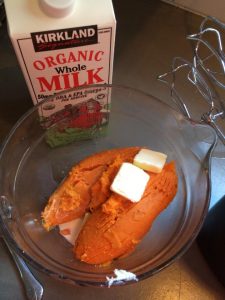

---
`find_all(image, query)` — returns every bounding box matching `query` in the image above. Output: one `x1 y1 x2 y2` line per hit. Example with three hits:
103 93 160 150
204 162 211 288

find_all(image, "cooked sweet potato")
42 147 140 230
75 162 178 264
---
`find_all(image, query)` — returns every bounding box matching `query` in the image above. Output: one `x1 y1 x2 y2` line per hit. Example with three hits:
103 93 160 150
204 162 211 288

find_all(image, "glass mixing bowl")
0 84 217 287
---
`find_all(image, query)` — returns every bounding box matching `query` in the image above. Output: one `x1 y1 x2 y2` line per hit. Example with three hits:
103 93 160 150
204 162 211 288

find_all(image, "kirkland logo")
31 25 98 52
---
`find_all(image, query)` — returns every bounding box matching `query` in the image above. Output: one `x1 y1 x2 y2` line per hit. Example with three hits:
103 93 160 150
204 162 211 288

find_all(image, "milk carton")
4 0 116 102
4 0 116 146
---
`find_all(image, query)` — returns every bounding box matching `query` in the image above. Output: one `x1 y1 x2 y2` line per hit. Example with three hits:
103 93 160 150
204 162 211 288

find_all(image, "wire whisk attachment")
158 16 225 145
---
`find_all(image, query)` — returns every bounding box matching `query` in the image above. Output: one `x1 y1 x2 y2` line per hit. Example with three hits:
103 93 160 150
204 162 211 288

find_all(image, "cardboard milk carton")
4 0 116 146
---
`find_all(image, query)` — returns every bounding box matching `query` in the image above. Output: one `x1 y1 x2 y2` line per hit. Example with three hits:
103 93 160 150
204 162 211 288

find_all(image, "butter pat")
134 148 167 173
110 162 150 202
59 213 90 245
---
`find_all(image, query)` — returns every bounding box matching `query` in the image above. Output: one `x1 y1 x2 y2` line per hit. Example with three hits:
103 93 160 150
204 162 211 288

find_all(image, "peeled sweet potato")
42 147 178 265
42 147 140 230
75 162 178 264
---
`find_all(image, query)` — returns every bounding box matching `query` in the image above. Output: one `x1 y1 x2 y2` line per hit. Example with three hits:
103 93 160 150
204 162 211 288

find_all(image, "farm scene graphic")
40 89 110 147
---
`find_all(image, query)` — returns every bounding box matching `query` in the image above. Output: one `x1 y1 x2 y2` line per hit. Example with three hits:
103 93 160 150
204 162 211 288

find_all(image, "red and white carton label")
16 25 114 110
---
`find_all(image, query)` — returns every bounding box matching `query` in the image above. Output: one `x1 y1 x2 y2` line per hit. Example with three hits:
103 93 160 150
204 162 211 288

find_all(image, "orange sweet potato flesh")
75 162 178 264
42 147 140 230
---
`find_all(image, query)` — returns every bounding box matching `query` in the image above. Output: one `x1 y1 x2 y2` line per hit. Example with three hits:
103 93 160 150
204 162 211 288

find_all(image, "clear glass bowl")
0 84 216 287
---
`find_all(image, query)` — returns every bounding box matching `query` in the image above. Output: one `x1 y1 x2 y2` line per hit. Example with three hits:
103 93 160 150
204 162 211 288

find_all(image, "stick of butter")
133 148 167 173
110 162 150 202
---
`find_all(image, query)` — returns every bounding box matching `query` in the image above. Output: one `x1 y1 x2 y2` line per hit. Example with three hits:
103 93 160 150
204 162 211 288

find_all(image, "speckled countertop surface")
1 1 225 299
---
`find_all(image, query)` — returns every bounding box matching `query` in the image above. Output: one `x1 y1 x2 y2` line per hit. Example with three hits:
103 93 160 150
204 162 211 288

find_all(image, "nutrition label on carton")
17 26 113 104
